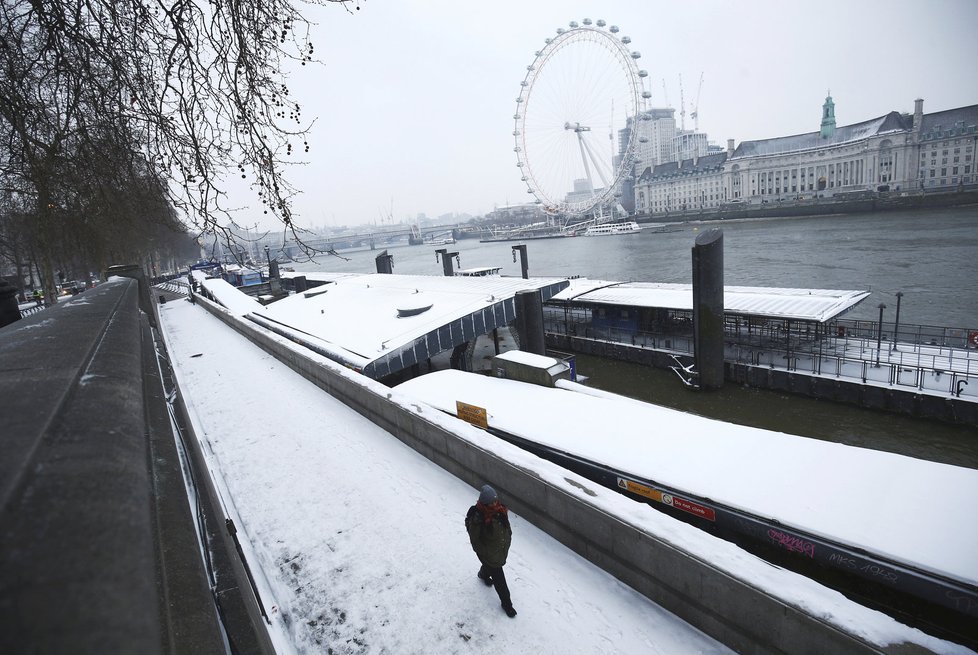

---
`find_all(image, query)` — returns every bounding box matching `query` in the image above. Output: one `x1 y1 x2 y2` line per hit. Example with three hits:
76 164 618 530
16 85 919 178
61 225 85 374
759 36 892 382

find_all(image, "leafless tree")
0 0 357 301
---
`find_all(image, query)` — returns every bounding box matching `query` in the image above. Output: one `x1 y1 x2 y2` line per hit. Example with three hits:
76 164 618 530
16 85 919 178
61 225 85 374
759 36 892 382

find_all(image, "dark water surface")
302 206 978 328
298 207 978 467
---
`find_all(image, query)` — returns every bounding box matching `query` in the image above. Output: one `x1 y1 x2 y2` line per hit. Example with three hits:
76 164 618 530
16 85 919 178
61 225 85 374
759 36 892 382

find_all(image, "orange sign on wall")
455 401 488 429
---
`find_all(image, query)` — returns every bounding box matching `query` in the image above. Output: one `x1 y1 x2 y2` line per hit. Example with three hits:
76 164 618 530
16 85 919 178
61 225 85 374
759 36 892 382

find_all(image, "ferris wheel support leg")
576 134 595 194
581 136 612 190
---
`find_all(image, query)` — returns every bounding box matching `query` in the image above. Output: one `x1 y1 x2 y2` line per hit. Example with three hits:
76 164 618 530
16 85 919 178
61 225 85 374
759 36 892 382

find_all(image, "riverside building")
633 96 978 215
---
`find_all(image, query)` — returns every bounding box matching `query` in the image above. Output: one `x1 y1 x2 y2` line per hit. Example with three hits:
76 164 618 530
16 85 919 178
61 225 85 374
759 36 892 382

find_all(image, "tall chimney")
727 139 735 157
913 98 924 131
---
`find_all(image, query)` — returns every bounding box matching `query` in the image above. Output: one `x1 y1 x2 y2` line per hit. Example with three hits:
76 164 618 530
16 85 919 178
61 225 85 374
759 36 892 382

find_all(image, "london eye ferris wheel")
514 19 650 216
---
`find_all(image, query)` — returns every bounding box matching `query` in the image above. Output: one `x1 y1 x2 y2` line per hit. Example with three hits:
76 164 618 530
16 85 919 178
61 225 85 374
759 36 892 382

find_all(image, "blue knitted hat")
479 484 497 505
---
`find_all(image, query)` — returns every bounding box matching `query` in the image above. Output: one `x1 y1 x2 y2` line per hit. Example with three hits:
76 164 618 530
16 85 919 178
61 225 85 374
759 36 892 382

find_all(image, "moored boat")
584 221 643 236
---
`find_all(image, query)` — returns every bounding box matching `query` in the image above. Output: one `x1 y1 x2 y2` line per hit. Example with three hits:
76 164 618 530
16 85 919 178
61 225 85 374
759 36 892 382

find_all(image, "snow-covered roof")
278 271 362 284
199 278 265 316
252 273 569 378
731 111 910 159
397 370 978 588
495 350 563 368
550 279 870 322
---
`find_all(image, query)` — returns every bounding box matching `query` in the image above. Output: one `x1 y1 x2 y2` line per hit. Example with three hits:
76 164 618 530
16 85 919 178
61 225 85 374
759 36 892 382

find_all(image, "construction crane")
691 72 704 132
678 73 686 131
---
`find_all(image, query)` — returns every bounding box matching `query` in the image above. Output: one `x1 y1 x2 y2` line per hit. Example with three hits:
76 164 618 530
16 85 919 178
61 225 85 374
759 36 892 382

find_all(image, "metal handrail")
546 314 978 399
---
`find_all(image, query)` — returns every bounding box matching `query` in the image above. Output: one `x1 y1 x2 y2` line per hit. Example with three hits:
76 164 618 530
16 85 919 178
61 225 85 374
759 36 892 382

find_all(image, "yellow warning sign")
456 401 488 429
617 478 662 503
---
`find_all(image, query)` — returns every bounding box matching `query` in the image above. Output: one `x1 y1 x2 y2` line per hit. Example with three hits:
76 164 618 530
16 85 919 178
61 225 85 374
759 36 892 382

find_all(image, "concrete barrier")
188 294 932 655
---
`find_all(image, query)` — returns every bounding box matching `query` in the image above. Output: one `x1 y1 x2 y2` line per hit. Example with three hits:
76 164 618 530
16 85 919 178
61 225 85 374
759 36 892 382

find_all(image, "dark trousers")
479 564 512 607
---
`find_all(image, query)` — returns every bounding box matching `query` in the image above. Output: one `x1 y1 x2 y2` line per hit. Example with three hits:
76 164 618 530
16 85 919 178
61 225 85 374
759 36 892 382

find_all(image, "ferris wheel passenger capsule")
621 36 631 44
639 69 648 77
527 64 535 71
631 51 641 59
583 18 592 25
545 38 552 44
521 81 528 87
556 28 565 34
642 91 652 99
596 19 606 27
609 25 619 33
513 113 521 120
513 130 520 136
569 21 578 28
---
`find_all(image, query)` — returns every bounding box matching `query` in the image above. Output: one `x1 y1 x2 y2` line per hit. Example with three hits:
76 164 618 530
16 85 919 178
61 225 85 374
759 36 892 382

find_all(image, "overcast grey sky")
245 0 978 230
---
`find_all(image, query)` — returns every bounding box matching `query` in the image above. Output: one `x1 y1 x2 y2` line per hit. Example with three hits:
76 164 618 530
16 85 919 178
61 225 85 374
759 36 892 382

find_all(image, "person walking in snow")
465 484 517 618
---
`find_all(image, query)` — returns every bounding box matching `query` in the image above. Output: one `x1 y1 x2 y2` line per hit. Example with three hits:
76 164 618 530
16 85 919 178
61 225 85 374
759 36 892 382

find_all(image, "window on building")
941 168 947 176
967 165 972 174
930 170 936 177
953 167 959 174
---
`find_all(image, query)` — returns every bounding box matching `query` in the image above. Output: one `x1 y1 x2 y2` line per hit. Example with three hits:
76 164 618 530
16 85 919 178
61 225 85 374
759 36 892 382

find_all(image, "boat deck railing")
544 311 978 401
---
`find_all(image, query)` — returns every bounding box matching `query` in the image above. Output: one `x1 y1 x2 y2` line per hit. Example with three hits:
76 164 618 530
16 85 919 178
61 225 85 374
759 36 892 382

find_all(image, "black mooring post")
375 250 394 274
436 250 458 276
512 244 528 279
692 228 724 390
515 289 546 355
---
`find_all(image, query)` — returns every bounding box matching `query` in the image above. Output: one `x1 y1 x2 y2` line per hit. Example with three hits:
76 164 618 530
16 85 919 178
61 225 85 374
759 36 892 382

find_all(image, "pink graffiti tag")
767 529 816 558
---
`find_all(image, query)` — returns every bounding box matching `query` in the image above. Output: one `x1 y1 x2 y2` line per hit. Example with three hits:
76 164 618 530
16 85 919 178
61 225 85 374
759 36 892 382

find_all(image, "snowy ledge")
185 293 971 655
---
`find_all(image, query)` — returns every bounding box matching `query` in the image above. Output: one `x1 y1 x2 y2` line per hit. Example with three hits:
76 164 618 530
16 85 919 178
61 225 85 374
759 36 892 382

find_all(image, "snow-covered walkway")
158 297 732 654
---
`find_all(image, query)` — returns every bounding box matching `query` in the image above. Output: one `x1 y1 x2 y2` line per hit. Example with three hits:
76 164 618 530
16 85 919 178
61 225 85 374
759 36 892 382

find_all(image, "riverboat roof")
397 369 978 588
251 273 569 378
551 279 870 323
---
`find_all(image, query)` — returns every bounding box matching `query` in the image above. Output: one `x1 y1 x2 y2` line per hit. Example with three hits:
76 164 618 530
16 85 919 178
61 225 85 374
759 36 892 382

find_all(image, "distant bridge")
279 223 473 256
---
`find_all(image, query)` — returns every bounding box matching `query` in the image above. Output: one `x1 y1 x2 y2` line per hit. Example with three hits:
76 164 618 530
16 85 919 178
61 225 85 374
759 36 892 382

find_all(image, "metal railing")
545 310 978 400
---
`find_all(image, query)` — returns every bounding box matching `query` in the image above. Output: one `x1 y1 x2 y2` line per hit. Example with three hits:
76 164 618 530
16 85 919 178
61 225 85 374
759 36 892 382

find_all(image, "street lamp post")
875 302 887 367
892 291 903 351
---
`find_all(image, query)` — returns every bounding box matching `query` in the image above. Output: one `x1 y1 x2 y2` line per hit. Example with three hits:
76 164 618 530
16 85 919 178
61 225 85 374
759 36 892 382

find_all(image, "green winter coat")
465 504 512 567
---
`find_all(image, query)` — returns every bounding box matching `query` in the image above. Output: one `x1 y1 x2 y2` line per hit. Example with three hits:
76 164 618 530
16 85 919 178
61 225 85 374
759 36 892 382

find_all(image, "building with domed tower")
632 95 978 216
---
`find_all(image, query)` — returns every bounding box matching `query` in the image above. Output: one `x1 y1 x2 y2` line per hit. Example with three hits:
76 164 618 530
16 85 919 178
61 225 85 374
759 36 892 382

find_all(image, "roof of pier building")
249 273 569 379
730 111 911 159
550 279 870 323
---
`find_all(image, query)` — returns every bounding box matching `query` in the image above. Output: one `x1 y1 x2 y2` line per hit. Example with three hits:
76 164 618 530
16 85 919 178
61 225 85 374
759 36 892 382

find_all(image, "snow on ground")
159 297 733 655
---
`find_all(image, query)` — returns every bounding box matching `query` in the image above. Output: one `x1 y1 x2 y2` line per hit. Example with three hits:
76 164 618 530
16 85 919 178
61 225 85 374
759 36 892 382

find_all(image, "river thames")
299 206 978 329
294 206 978 467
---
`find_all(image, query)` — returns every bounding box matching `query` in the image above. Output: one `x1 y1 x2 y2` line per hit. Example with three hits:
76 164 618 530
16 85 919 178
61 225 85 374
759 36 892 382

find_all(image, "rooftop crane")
691 72 704 132
678 73 686 131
